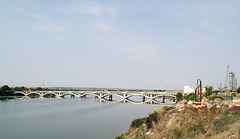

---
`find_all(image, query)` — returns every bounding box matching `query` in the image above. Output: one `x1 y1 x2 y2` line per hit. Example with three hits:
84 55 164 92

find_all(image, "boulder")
214 98 222 104
202 97 208 103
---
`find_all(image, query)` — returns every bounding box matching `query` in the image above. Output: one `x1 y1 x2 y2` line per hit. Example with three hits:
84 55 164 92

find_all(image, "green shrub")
162 106 168 111
209 95 224 101
130 118 145 128
184 105 193 109
213 111 240 133
205 86 213 97
115 134 124 139
174 128 181 137
176 92 183 101
237 87 240 93
146 111 159 129
184 93 195 101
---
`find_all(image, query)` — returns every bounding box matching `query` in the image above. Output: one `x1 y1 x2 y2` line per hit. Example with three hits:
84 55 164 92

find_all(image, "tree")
0 85 14 96
184 93 195 101
176 92 183 101
14 87 23 91
205 86 213 97
237 87 240 93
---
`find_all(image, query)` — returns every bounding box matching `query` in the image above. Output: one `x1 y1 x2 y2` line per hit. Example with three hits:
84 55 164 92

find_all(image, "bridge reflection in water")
14 91 177 105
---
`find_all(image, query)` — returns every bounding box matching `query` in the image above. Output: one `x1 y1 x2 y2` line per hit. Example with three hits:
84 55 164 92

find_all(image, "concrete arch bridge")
14 91 177 105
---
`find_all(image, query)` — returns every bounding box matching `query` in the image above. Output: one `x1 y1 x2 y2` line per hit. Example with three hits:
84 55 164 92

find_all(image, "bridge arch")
14 92 27 96
28 92 41 96
42 92 59 97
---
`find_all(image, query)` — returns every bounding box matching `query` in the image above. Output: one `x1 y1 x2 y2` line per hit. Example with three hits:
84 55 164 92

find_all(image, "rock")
179 99 187 104
195 105 200 108
233 99 240 105
188 101 193 105
202 97 208 103
229 104 233 108
214 98 222 104
176 103 185 109
207 104 213 109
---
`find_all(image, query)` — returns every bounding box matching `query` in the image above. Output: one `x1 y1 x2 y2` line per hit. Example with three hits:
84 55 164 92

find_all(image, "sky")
0 0 239 89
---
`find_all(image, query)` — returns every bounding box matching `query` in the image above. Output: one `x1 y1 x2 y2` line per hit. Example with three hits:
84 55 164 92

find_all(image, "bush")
184 93 195 101
162 106 168 111
146 111 159 129
237 87 240 93
0 85 14 96
209 95 224 101
176 92 183 101
205 86 213 97
130 118 145 128
115 134 124 139
213 111 240 133
174 128 181 137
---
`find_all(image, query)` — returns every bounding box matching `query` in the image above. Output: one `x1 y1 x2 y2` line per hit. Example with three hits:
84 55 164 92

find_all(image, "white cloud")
31 13 51 20
83 5 116 16
92 22 114 32
31 13 73 40
33 23 70 34
59 2 117 17
13 6 25 11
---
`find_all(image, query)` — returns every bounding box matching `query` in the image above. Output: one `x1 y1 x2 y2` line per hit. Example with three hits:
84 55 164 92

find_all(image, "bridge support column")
162 96 165 103
123 94 127 99
142 96 145 102
109 95 112 101
173 96 176 102
71 95 75 98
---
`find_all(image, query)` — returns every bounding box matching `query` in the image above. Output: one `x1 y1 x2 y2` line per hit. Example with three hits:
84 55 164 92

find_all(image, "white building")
184 86 195 94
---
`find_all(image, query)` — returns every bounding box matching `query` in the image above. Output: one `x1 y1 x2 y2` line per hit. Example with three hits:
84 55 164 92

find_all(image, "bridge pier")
162 96 165 103
71 95 75 98
173 96 176 102
142 96 145 102
109 95 112 101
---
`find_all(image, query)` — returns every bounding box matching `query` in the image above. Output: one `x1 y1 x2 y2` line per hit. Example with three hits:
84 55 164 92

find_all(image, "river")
0 97 167 139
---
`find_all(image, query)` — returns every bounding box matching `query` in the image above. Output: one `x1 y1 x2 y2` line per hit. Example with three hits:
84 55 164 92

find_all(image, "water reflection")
9 95 175 105
0 97 161 139
0 96 15 102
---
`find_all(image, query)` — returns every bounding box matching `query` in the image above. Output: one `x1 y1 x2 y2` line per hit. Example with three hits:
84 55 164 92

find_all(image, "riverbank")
116 98 240 139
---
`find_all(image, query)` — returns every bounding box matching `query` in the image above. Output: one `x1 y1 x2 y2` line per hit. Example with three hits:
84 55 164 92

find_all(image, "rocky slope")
116 99 240 139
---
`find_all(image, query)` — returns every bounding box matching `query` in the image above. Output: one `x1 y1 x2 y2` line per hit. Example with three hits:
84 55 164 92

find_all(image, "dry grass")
117 105 240 139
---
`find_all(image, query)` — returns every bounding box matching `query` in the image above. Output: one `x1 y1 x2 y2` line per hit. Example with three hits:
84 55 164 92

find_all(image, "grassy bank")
116 102 240 139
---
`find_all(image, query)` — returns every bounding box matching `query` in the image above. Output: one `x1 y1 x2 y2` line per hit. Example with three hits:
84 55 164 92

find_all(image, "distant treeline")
0 85 79 96
153 90 166 92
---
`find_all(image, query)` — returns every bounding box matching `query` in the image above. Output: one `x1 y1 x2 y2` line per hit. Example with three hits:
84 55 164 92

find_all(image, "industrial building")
229 72 237 92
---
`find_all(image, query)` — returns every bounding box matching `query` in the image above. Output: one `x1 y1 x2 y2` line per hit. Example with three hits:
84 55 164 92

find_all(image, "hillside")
116 99 240 139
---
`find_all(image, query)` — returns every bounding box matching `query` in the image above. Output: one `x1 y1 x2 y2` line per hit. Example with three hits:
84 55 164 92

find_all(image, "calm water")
0 97 163 139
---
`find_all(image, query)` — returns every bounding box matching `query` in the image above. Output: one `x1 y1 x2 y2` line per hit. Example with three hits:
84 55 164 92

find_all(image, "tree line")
0 85 56 96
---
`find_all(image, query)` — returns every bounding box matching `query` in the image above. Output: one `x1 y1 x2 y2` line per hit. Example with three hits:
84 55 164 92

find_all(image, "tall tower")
229 72 236 92
235 79 238 91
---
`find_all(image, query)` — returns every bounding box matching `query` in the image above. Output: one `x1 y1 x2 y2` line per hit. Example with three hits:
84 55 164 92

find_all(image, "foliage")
237 87 240 93
130 118 145 128
174 128 181 137
153 90 166 92
176 92 183 101
205 86 213 97
0 85 14 96
115 134 124 139
213 111 240 133
146 111 159 129
184 93 195 101
184 105 193 109
162 106 169 111
208 95 224 101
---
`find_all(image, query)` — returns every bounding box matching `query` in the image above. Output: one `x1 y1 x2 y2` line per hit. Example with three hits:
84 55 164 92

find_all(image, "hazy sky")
0 0 239 89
